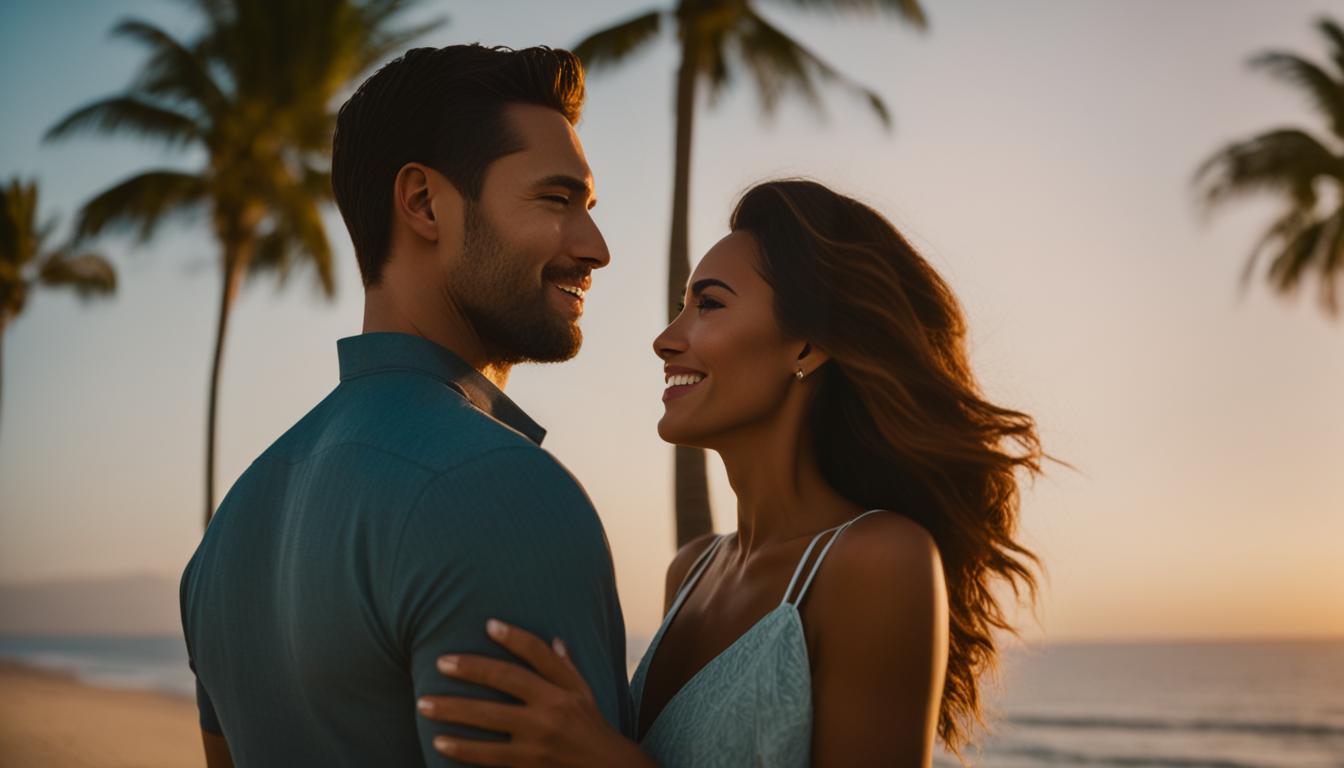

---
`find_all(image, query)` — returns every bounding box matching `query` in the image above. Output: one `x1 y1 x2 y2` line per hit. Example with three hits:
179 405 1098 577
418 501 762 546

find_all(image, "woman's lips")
662 370 706 403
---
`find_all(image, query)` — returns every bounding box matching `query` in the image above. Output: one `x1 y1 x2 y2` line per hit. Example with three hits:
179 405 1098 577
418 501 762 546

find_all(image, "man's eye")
542 195 569 205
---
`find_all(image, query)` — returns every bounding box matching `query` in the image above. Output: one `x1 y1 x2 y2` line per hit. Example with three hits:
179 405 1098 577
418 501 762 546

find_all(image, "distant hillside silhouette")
0 573 180 635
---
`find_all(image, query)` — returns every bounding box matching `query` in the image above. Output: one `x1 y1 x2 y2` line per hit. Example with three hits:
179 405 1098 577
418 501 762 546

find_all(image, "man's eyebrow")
690 278 736 296
535 174 597 207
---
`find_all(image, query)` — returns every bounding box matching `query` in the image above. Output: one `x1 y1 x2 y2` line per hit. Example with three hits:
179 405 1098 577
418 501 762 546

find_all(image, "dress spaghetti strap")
667 534 726 617
781 509 887 607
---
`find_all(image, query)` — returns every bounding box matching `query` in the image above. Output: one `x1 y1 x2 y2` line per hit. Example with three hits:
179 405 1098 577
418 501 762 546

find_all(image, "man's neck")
361 286 512 390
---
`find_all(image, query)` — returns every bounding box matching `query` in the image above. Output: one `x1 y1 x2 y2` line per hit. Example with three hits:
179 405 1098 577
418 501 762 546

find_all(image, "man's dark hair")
332 45 585 286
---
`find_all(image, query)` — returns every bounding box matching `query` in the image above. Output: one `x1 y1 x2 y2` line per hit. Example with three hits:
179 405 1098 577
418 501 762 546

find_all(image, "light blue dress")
630 510 887 766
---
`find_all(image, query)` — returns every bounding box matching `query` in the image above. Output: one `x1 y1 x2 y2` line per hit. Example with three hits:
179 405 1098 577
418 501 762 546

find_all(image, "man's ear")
393 162 460 244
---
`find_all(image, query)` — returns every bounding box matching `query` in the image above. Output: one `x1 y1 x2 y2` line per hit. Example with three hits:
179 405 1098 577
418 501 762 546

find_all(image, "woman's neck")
715 416 860 560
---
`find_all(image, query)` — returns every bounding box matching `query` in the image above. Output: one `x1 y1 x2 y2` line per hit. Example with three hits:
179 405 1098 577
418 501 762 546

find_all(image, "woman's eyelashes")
677 296 724 314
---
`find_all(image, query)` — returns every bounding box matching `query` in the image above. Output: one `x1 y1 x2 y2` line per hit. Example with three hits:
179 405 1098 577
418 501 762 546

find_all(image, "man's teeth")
665 373 706 387
556 284 585 299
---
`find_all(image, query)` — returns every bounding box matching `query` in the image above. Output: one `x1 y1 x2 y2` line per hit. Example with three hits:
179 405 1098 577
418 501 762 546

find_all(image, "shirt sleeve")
193 660 223 734
387 446 633 766
181 561 224 735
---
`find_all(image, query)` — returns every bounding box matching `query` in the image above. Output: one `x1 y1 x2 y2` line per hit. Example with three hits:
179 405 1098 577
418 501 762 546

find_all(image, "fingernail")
552 638 568 657
437 655 458 673
434 736 456 753
416 698 432 713
486 619 507 639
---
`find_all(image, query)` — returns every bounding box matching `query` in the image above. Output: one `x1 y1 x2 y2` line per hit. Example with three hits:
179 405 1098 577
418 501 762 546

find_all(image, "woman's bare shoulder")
807 511 945 641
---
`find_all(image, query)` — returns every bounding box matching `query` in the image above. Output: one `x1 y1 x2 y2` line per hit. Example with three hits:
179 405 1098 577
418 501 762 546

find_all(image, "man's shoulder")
258 372 539 475
391 443 602 554
414 443 591 514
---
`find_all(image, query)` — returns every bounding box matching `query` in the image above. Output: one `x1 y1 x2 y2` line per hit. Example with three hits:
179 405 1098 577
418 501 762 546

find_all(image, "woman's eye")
675 297 722 314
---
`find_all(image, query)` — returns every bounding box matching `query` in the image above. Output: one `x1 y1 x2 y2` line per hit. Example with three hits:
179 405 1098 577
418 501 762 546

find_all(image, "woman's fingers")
432 735 515 766
437 653 546 702
485 619 588 696
552 637 581 678
416 695 529 733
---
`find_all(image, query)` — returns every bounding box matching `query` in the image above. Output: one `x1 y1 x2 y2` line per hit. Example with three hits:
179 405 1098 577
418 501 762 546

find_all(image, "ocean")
2 635 1341 766
938 640 1344 767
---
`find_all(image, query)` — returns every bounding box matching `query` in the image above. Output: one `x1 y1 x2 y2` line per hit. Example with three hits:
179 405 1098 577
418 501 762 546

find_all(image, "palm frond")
1241 207 1308 292
760 0 928 31
1265 209 1343 308
573 8 665 72
1317 17 1344 79
74 170 210 242
112 19 227 118
249 183 334 297
733 8 891 127
44 96 202 149
1194 128 1343 211
0 274 28 317
38 252 118 300
1250 51 1344 138
358 5 447 72
1319 208 1344 314
704 36 734 99
0 179 40 270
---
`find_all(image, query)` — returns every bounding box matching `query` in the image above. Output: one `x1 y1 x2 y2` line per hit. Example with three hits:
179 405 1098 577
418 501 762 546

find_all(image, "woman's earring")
795 367 805 381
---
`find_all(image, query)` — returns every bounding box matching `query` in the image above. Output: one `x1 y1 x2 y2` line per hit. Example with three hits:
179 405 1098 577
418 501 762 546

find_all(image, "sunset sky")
2 0 1341 643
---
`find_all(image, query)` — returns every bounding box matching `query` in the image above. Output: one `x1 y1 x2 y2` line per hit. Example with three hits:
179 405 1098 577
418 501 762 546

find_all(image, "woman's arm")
806 513 949 767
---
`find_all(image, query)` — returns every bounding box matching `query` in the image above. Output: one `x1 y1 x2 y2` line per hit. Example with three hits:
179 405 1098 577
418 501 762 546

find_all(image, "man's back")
181 333 631 766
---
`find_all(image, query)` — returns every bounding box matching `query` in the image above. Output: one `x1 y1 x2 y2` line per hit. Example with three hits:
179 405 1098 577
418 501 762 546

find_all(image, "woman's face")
653 231 804 448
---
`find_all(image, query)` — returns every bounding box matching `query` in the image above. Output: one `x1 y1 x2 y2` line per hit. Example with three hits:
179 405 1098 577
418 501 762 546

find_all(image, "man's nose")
573 211 611 270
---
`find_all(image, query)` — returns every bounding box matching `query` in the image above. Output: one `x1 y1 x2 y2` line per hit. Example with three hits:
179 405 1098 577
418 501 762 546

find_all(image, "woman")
415 179 1043 765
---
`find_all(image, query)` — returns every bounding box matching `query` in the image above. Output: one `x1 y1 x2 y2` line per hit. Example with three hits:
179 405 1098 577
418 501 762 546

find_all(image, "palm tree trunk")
204 246 244 530
0 314 7 443
669 28 713 548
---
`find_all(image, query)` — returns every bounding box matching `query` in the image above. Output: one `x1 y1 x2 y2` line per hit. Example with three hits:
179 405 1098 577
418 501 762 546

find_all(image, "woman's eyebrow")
690 278 737 296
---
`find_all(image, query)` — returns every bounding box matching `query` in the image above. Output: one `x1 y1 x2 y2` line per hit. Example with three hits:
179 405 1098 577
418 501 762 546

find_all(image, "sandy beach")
0 662 203 768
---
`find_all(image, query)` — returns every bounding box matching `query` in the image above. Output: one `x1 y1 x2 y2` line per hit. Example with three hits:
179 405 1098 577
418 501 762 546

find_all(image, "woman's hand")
417 619 655 768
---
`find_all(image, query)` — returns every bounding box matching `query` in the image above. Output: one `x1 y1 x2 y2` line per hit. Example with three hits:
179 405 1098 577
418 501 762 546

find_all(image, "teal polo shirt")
180 332 632 766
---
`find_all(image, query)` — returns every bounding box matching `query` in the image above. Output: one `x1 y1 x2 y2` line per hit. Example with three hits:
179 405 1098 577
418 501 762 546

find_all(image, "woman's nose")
653 316 687 361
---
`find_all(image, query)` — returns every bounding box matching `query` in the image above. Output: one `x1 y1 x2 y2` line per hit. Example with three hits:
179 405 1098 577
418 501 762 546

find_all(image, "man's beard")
450 201 584 365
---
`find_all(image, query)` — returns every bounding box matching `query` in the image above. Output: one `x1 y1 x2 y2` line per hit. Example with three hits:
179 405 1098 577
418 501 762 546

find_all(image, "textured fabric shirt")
180 332 631 767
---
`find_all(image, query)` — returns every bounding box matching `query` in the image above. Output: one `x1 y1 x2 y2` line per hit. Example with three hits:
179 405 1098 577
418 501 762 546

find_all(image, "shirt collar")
337 332 546 446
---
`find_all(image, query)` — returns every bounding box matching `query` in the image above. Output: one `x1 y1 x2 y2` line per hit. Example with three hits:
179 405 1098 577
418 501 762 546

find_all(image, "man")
180 45 629 766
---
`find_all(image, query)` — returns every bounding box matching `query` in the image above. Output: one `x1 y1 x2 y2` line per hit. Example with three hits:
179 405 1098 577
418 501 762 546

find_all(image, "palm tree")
574 0 927 546
45 0 441 528
1196 16 1344 318
0 178 117 440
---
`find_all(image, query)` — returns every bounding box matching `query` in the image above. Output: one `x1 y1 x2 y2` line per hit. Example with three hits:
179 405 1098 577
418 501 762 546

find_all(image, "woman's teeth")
665 374 705 388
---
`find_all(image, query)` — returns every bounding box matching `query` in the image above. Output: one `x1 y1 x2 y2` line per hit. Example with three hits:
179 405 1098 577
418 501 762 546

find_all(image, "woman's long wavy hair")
731 179 1043 753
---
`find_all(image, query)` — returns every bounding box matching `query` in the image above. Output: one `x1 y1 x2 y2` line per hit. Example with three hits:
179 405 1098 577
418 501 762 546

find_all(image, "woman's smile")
662 366 707 403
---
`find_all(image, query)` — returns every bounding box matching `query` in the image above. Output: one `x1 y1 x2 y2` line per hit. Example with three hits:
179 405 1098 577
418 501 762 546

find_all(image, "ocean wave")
1007 713 1344 739
991 743 1276 768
